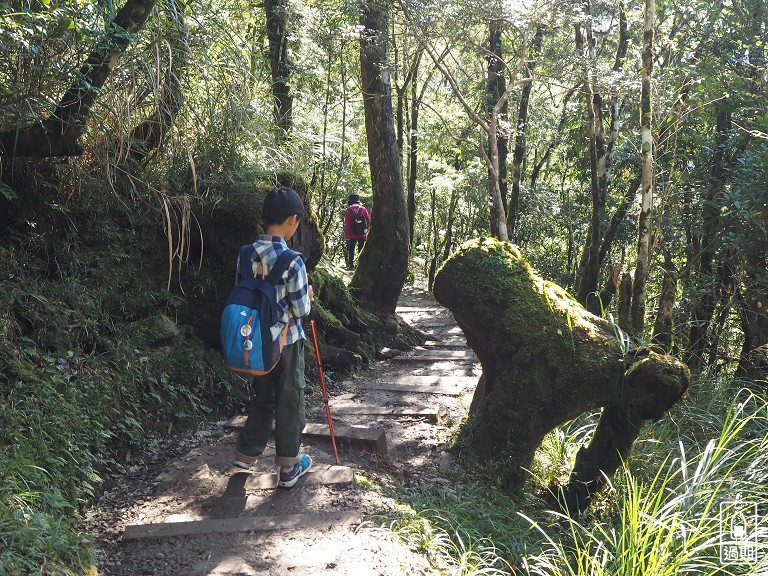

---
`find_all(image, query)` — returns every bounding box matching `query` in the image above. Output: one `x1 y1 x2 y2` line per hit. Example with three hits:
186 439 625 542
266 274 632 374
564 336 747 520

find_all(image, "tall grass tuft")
384 503 516 575
521 390 768 576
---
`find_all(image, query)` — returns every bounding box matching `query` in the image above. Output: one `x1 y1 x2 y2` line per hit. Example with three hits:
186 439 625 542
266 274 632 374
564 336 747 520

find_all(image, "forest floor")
89 285 480 576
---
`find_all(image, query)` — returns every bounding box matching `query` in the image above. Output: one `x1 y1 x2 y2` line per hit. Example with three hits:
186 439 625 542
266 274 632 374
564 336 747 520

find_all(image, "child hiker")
232 187 314 488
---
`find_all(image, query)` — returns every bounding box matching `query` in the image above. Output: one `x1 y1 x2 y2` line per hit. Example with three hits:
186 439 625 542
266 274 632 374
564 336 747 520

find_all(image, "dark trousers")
235 340 306 467
346 237 365 268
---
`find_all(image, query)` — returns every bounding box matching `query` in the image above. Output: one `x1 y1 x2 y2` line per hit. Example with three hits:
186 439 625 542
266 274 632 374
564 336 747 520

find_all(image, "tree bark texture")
617 271 633 334
686 105 732 369
352 0 410 314
266 0 293 136
487 20 509 241
573 0 627 315
630 0 655 336
0 0 157 157
651 254 677 350
508 24 544 241
432 239 690 510
573 4 604 313
407 82 419 244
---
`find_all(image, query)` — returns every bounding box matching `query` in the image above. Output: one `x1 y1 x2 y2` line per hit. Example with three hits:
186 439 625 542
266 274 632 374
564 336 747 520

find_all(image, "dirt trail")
91 286 478 575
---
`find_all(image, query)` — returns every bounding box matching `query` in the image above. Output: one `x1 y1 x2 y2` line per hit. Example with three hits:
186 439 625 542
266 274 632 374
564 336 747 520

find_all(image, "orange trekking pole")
309 316 339 464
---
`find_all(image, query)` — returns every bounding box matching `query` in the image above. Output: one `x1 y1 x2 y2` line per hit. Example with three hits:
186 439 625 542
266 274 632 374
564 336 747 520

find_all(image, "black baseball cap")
262 187 305 223
348 193 360 204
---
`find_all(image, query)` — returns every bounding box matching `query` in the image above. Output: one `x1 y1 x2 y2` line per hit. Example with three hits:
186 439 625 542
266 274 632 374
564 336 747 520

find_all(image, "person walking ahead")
232 187 314 488
343 193 370 270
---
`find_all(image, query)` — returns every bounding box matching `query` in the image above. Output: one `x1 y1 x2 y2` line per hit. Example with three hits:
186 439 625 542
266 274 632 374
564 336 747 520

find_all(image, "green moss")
310 264 362 322
436 239 616 371
433 239 632 484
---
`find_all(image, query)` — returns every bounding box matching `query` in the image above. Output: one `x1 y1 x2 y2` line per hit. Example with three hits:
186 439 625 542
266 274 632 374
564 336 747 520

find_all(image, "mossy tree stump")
433 239 690 511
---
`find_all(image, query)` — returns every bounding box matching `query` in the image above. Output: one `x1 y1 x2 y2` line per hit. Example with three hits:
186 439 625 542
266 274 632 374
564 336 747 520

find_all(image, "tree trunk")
597 173 642 270
630 0 655 335
508 24 545 241
485 117 510 241
573 3 604 313
652 253 677 350
428 186 439 288
686 105 732 369
617 272 633 334
487 20 509 240
407 88 419 244
442 186 459 262
0 0 157 157
406 52 423 244
352 0 410 315
432 239 690 511
266 0 293 137
573 0 628 315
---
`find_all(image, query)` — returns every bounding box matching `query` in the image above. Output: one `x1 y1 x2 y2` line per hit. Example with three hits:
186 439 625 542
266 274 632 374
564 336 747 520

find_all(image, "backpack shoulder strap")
237 244 257 281
265 249 300 285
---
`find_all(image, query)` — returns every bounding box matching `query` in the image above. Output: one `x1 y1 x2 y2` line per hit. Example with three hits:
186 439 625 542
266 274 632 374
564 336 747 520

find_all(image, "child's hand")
308 285 314 302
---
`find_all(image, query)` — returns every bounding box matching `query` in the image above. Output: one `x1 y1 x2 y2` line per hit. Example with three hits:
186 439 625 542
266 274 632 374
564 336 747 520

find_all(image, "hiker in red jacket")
343 194 370 270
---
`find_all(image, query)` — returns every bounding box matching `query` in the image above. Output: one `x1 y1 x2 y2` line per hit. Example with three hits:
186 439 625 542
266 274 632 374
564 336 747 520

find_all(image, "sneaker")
278 454 312 488
231 459 252 469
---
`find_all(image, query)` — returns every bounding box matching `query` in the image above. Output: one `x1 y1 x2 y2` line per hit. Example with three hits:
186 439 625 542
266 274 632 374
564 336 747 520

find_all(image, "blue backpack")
220 245 299 375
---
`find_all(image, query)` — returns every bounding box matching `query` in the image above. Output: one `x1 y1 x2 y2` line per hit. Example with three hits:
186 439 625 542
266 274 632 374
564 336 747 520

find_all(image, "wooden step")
390 354 475 363
404 320 452 328
216 464 354 490
359 375 476 396
360 383 461 396
123 510 362 540
310 404 443 422
411 349 475 359
370 374 477 387
224 417 388 454
422 340 467 348
303 422 388 454
395 306 444 313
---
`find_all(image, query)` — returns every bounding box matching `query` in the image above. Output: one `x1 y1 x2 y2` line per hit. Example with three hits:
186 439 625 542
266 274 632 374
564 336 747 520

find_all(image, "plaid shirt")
235 235 311 345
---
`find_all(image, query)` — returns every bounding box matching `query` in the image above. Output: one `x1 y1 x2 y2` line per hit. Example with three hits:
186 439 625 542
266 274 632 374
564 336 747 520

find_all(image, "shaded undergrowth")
378 378 768 575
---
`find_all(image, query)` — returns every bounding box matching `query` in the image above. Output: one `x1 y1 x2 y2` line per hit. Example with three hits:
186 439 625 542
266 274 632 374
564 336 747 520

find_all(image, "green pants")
235 340 306 467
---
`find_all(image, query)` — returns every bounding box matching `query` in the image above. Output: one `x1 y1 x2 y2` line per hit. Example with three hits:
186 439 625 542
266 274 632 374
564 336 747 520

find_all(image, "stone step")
123 510 362 541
